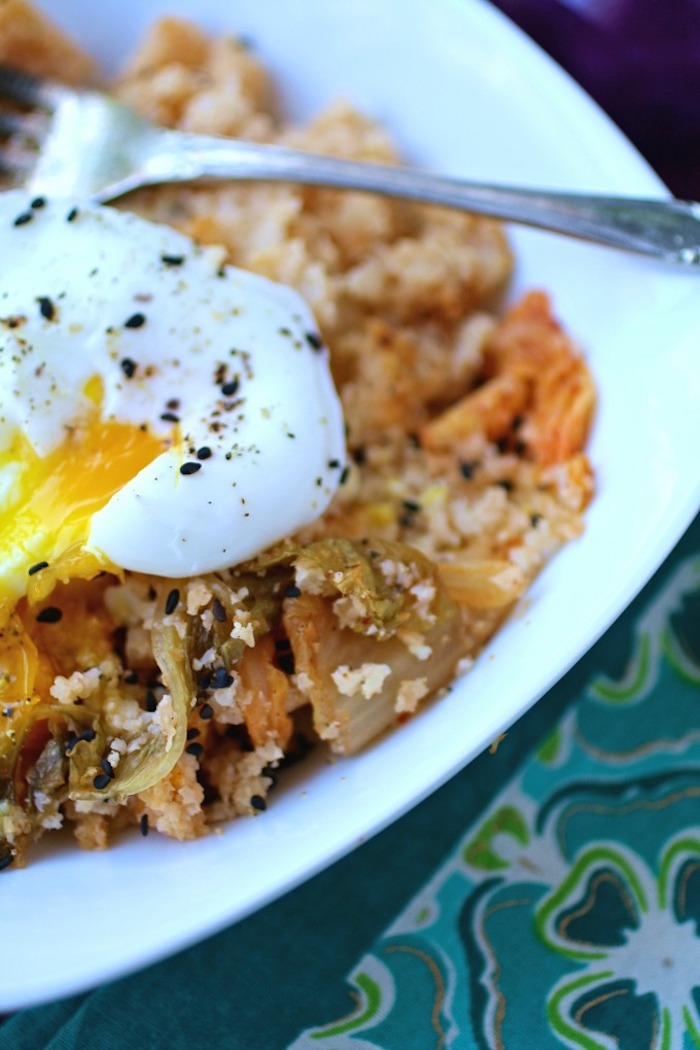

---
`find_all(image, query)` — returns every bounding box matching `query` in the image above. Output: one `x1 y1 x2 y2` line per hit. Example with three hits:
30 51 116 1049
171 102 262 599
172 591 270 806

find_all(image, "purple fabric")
493 0 700 198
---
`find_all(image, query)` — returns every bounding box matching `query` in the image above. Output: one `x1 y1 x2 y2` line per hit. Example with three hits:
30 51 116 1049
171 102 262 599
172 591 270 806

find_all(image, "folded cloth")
293 513 700 1048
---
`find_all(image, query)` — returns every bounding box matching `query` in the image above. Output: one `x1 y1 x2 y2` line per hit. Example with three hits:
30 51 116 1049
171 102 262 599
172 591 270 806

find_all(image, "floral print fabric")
294 526 700 1048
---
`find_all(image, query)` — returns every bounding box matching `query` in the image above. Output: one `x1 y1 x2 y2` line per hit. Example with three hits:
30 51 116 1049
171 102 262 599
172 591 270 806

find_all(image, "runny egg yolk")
0 381 169 629
0 388 170 705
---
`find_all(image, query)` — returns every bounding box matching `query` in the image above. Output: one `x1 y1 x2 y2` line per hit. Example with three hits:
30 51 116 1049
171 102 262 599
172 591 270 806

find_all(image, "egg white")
0 191 346 612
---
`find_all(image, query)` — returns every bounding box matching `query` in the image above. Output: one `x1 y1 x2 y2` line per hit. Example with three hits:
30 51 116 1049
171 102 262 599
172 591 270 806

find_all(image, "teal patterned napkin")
293 516 700 1049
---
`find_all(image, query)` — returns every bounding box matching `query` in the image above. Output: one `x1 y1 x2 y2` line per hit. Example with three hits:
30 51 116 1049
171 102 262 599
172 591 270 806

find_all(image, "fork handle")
134 132 700 265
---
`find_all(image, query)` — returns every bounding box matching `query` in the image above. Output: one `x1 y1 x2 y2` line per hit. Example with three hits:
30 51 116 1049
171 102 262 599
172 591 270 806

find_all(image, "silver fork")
2 63 700 266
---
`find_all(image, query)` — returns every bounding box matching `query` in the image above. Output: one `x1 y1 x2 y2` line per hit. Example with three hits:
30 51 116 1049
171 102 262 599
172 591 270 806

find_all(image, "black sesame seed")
66 206 79 222
30 196 46 210
197 672 212 691
160 411 180 423
120 357 137 379
160 254 185 266
305 331 323 351
36 606 62 624
0 853 14 872
530 513 543 527
145 690 158 712
185 742 204 758
276 652 295 675
497 479 515 492
352 447 366 466
37 296 55 321
124 312 146 329
199 702 214 720
459 460 480 480
93 773 112 790
197 446 212 460
402 499 422 513
139 813 149 836
186 727 201 740
339 466 351 485
100 758 114 778
212 597 227 623
180 461 201 475
27 560 49 575
124 670 138 685
328 459 340 469
66 728 97 750
220 379 239 397
284 584 301 598
13 212 32 227
165 588 180 615
250 794 267 811
211 667 234 690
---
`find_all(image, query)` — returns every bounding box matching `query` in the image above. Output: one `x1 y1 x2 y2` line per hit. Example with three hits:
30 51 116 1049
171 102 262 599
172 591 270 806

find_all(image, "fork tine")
0 64 56 109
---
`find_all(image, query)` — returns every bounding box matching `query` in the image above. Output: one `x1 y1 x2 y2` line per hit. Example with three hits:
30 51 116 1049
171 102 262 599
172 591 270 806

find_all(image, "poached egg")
0 191 346 625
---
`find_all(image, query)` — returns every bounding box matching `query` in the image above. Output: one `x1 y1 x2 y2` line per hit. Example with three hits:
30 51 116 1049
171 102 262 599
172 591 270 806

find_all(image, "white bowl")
2 0 700 1011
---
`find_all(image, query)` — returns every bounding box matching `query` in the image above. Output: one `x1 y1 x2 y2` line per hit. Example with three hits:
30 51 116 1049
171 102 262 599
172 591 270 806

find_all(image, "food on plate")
0 4 595 870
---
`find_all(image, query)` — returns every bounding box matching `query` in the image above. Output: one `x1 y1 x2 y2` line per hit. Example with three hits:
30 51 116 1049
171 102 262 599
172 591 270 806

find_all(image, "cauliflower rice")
0 4 595 867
